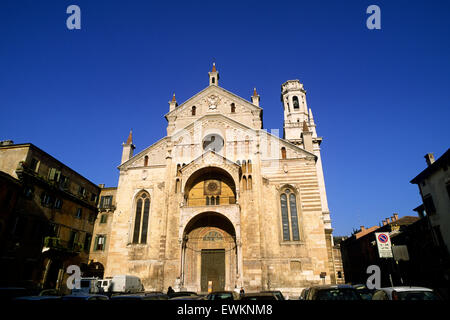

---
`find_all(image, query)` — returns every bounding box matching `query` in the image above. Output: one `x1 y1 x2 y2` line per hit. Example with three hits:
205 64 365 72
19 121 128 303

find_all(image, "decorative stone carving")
207 94 221 111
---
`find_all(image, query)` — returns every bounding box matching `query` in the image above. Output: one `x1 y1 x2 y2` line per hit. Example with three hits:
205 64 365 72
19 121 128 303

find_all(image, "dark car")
353 284 376 301
261 291 285 300
306 285 362 301
0 287 30 301
62 294 109 301
111 293 169 301
240 292 279 301
299 288 310 300
168 291 199 299
14 295 63 301
207 291 240 300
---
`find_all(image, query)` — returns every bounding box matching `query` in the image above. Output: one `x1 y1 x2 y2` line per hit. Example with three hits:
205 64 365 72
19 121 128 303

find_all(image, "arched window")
231 103 236 113
177 164 181 176
216 196 220 205
242 160 247 173
242 176 247 191
144 155 149 166
212 77 215 84
175 179 180 193
192 106 196 116
293 96 300 109
248 160 252 173
280 188 300 241
248 175 252 190
281 147 287 160
206 197 210 206
132 192 150 244
211 196 215 205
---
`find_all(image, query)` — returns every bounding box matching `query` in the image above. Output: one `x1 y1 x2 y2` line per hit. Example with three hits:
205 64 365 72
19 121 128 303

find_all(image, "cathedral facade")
103 64 340 295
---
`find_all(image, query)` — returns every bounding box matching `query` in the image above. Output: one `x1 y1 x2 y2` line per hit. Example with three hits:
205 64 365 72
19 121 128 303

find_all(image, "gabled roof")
164 85 262 120
118 136 168 170
180 149 241 174
119 113 317 170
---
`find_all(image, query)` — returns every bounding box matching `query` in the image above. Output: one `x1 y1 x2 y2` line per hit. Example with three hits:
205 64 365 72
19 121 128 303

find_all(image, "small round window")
202 134 224 152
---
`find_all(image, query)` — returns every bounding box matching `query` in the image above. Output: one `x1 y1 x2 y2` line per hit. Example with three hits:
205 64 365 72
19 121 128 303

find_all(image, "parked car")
0 287 30 300
168 291 199 299
372 287 441 300
240 292 279 300
97 279 112 293
109 275 144 294
71 277 101 295
110 293 169 301
206 291 240 300
170 295 206 300
14 295 62 301
305 285 361 300
353 284 376 301
299 288 310 300
261 290 285 300
38 289 62 296
62 294 109 301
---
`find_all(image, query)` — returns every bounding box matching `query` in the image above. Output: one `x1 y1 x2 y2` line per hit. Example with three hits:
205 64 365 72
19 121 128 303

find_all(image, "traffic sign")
375 232 393 258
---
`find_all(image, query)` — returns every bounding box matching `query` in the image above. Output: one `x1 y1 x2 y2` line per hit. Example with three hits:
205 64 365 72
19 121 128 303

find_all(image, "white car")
372 286 441 300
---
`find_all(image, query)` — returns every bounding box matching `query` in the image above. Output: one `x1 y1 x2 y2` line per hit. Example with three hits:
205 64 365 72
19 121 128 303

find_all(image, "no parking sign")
375 232 393 258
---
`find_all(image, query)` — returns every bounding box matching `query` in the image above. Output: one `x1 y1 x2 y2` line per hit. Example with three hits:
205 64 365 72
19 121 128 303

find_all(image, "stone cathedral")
102 64 341 296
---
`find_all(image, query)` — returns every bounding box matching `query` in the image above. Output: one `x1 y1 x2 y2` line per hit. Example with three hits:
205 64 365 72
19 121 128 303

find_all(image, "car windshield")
63 296 88 300
170 292 196 297
273 292 284 300
241 295 277 300
356 288 374 300
209 293 233 300
396 291 439 300
316 289 361 301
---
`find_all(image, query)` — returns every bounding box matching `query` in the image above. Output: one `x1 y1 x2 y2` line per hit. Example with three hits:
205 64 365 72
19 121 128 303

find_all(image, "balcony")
98 204 116 212
186 196 236 207
43 237 83 254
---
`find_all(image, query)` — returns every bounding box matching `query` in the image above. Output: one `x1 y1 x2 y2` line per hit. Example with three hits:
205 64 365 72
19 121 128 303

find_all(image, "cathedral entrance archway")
181 212 238 292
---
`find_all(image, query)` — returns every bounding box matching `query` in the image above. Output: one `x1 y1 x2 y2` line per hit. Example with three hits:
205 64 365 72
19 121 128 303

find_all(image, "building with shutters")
102 64 341 296
0 141 100 292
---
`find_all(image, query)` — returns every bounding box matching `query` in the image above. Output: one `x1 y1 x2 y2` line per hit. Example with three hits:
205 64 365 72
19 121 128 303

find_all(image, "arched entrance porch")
180 212 241 293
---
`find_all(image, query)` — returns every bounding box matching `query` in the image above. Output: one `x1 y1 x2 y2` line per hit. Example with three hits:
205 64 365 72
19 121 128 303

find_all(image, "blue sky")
1 0 449 236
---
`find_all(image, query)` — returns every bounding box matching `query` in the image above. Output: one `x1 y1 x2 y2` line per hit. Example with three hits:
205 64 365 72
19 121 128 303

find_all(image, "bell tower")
208 63 219 86
281 80 310 144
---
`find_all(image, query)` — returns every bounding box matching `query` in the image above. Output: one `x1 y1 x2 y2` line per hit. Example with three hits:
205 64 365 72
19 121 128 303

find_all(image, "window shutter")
48 168 56 181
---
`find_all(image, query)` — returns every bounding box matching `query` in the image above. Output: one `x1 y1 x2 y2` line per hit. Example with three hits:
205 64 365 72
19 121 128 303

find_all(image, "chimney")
386 218 391 224
98 184 105 188
424 153 435 166
360 226 365 232
393 213 399 221
382 220 387 226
